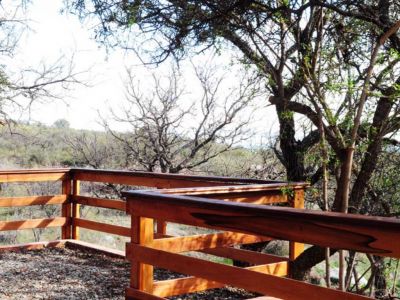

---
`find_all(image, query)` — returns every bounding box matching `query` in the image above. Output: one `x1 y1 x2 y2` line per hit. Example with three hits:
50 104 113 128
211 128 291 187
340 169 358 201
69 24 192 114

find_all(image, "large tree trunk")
290 246 338 280
276 104 305 181
373 256 388 299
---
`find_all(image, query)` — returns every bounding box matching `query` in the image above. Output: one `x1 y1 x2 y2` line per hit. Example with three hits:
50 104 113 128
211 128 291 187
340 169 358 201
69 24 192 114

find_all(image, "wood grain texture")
72 180 80 240
0 169 69 183
71 168 293 188
152 277 223 297
158 184 305 195
0 217 69 231
150 232 272 253
0 195 67 207
74 218 131 237
150 262 287 297
201 246 288 265
73 195 126 211
62 180 72 239
289 189 304 262
129 244 370 300
125 191 400 258
157 184 308 205
130 216 154 292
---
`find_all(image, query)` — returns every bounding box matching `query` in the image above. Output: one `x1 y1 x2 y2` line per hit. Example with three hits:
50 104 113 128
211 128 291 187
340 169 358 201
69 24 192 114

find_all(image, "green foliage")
53 119 70 129
279 110 294 121
280 186 294 197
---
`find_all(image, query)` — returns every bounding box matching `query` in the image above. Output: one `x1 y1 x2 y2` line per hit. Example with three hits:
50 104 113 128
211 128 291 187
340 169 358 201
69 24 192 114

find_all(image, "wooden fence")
0 168 301 252
2 168 397 299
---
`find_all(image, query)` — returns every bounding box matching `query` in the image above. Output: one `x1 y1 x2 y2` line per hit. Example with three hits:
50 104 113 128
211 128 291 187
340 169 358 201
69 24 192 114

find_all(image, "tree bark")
290 246 338 280
276 104 305 181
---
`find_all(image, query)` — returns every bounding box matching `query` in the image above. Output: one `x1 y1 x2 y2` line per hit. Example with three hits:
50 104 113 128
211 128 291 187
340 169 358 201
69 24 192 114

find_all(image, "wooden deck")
0 168 398 299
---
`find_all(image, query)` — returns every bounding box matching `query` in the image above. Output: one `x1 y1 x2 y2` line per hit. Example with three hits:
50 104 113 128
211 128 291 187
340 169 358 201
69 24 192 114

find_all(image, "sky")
6 0 278 142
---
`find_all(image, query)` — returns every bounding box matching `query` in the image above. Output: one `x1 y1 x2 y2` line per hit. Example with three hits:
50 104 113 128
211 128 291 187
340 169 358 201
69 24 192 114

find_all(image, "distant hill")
0 120 283 180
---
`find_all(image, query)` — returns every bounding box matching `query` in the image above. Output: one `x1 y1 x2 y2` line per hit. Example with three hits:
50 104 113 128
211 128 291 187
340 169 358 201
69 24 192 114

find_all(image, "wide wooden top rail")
123 190 400 258
0 169 70 182
0 168 305 187
70 168 297 188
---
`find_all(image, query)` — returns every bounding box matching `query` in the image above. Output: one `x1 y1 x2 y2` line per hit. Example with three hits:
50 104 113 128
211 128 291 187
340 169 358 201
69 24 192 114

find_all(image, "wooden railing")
4 169 399 299
0 168 300 251
0 169 72 241
123 188 400 299
7 168 396 299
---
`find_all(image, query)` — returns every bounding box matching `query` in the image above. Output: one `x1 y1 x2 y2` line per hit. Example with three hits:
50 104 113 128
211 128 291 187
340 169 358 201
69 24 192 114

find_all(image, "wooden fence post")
289 189 305 263
72 180 80 240
61 179 72 239
131 215 154 293
155 187 167 236
156 220 167 236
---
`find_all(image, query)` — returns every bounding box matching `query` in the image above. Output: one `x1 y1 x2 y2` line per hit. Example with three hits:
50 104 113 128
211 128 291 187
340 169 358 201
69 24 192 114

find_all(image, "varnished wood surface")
152 276 224 297
0 195 67 207
74 218 131 237
151 262 288 297
201 246 288 265
130 216 154 292
150 232 272 253
73 195 126 211
71 168 287 185
0 172 69 183
129 244 370 300
158 183 307 196
0 217 69 231
124 191 400 258
61 179 72 239
0 168 304 188
72 180 80 240
289 189 304 263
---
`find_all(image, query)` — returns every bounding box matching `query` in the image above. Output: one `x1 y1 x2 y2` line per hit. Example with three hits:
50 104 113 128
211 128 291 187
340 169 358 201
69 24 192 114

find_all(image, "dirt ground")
0 247 257 300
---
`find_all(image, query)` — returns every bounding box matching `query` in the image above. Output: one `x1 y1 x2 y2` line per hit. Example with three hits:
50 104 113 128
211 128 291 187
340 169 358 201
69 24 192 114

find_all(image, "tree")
53 119 70 129
0 3 83 125
103 64 259 173
66 0 400 294
64 130 125 169
66 0 328 181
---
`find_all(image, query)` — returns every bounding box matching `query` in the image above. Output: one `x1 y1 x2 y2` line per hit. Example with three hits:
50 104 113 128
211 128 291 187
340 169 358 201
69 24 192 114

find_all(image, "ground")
0 247 257 300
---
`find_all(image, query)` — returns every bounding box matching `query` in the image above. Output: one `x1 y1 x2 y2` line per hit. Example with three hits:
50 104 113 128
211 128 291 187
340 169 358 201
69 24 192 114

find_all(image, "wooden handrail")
0 168 309 300
123 189 395 299
70 168 291 185
124 190 400 258
0 167 306 186
0 168 301 244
